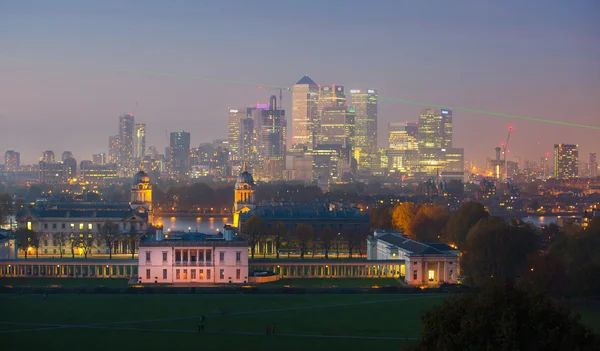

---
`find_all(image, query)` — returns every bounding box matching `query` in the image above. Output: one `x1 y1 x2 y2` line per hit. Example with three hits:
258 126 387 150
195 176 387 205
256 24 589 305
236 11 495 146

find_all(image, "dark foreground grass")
0 277 130 288
0 294 443 350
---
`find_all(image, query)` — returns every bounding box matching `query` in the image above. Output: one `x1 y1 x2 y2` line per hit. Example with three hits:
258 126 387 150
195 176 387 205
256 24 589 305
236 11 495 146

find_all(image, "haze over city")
1 0 599 165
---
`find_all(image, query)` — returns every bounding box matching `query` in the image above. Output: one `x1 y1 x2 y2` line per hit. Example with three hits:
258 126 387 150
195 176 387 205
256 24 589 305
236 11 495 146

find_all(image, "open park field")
0 293 442 351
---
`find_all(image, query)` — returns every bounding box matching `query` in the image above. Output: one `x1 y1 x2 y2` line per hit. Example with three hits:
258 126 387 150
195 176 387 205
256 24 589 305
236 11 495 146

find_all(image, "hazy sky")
1 0 599 165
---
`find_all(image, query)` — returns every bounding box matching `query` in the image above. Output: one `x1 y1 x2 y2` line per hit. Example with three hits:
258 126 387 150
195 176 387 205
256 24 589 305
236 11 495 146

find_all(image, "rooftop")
241 205 368 220
375 233 458 257
295 75 318 87
140 240 248 248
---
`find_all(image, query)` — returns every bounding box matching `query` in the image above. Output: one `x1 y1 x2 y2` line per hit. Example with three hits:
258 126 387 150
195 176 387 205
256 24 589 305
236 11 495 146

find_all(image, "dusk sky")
1 0 599 165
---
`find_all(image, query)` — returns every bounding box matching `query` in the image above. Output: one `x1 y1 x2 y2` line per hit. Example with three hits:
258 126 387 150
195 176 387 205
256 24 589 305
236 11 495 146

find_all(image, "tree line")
15 222 145 260
240 215 366 259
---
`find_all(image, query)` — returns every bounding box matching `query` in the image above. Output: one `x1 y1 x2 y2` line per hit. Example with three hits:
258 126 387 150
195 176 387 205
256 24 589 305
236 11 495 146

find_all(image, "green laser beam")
4 57 599 130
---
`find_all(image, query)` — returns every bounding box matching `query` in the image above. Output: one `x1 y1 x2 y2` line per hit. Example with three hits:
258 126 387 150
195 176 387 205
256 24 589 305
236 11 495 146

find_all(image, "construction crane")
501 126 513 181
257 86 290 108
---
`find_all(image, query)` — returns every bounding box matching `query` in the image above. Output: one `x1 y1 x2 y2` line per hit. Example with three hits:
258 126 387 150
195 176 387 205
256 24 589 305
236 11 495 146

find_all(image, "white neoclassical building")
138 229 249 284
367 230 460 286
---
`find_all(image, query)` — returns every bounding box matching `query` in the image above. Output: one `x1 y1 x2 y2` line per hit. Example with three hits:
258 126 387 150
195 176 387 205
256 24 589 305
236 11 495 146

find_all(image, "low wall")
249 275 279 284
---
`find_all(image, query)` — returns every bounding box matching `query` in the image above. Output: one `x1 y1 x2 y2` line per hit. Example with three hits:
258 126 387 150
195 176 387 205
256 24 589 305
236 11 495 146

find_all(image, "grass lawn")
259 278 402 288
0 277 130 288
0 294 444 350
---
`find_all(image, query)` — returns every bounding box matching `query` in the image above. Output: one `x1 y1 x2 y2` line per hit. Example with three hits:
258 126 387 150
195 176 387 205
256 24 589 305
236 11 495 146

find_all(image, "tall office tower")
387 123 419 174
61 151 73 161
256 95 286 181
350 89 378 170
4 150 20 172
93 153 107 165
292 75 319 151
118 113 135 177
39 161 67 184
540 155 551 178
108 135 120 164
553 144 579 179
134 124 146 159
388 123 417 150
227 108 246 161
319 105 353 146
240 116 256 165
63 156 77 181
320 85 346 107
42 150 55 163
170 131 191 179
417 108 452 149
589 152 597 177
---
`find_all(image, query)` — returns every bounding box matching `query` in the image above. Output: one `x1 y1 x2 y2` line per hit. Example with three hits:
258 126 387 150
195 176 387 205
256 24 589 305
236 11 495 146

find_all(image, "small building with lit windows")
138 229 249 284
367 230 459 286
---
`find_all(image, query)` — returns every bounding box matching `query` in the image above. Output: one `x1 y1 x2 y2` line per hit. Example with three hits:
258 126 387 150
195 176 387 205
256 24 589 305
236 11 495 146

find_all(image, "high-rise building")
417 108 452 149
256 95 286 181
61 151 73 161
118 114 135 177
170 131 191 179
4 150 20 172
239 116 256 166
63 157 77 181
388 122 417 150
108 135 120 164
39 161 66 184
589 152 597 177
42 150 55 163
134 124 146 159
319 106 353 146
320 85 346 107
93 153 107 165
553 144 579 179
227 108 246 161
292 75 319 150
350 89 378 171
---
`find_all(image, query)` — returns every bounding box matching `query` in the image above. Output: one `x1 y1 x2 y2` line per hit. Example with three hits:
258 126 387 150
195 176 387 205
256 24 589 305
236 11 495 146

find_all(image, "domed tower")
130 164 153 223
233 162 256 228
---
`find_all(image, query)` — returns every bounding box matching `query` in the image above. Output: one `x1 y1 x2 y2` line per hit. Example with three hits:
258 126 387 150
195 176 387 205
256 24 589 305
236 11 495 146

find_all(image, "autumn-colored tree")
294 224 313 259
391 202 416 235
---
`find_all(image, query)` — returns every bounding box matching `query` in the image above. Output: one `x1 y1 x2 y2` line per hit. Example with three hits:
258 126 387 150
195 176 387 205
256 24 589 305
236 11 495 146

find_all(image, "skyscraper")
93 153 107 165
4 150 20 172
42 150 55 163
350 89 378 170
134 124 146 159
388 123 417 150
257 96 286 181
118 114 135 177
108 135 120 164
170 131 191 179
292 75 319 150
61 151 73 161
553 144 579 179
228 108 246 161
320 85 346 107
319 106 353 146
417 108 452 149
589 152 597 177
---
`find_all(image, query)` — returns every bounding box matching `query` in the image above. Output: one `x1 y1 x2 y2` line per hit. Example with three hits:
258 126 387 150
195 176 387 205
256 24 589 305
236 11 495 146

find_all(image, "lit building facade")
319 106 353 146
42 150 55 163
4 150 20 173
417 108 452 149
388 122 417 151
589 152 597 177
350 89 378 170
256 96 286 181
61 151 73 162
291 75 319 151
232 163 256 228
227 108 246 162
108 135 120 164
118 114 135 177
367 230 459 286
79 161 118 185
170 131 191 179
553 144 579 179
134 124 146 160
93 153 107 165
138 232 249 285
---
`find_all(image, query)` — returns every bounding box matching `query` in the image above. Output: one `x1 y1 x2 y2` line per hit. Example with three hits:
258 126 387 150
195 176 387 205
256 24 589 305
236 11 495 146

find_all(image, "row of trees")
15 223 145 260
240 215 366 259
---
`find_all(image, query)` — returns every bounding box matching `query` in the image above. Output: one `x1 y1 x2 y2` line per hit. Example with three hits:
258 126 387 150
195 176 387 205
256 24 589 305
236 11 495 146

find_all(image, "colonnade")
0 261 137 278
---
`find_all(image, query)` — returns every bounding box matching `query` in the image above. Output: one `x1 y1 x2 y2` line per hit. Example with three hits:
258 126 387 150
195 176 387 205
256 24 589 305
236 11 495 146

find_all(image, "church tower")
130 164 153 224
233 162 256 228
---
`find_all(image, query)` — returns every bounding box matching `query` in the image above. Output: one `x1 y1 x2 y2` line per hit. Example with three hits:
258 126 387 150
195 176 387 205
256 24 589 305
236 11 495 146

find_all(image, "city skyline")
1 0 599 165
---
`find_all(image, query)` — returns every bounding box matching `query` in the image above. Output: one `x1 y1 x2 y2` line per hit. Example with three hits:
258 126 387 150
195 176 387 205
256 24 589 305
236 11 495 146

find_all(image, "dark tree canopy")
410 203 449 242
443 201 488 249
415 283 600 351
461 216 537 286
240 214 266 259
